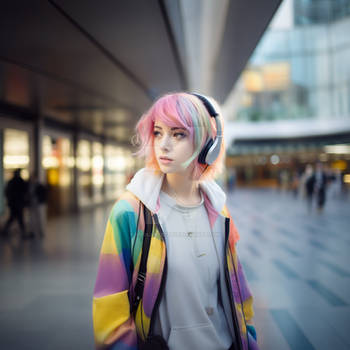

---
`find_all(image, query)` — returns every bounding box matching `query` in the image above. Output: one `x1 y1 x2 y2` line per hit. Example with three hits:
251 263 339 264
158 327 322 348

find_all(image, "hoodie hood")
126 167 226 215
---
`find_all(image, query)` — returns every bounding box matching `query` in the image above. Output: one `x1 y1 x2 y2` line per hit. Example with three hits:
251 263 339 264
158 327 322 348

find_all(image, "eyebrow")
154 125 186 131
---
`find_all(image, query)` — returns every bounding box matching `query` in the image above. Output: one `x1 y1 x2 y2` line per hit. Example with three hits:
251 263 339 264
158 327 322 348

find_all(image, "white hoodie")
126 167 236 350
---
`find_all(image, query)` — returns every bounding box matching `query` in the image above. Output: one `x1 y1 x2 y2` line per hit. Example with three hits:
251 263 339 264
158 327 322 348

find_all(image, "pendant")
205 306 214 316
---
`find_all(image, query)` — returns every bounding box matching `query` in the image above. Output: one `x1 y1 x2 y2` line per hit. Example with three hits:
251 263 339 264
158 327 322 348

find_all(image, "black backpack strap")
131 202 153 314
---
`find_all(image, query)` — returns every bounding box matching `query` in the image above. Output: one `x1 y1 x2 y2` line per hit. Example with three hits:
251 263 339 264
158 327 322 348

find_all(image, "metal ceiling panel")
0 1 149 109
53 0 186 96
212 0 282 103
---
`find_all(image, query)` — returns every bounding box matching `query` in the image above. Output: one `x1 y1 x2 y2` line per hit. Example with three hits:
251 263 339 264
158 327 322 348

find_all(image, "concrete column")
0 130 4 216
33 114 43 180
101 137 106 200
32 96 44 182
72 127 79 213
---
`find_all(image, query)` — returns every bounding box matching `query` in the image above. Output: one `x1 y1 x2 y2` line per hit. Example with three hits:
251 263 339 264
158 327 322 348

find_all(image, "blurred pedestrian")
306 162 328 212
290 171 300 197
227 167 236 192
1 169 32 239
300 164 313 199
279 170 289 192
327 168 342 199
27 172 47 238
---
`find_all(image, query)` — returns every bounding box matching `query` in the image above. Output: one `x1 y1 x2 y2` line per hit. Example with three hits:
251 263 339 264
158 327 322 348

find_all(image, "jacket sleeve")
224 205 258 344
235 241 259 348
236 255 255 325
92 199 138 350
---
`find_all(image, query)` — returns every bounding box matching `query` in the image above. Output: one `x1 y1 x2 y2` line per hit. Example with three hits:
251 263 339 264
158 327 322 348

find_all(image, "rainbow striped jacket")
93 168 259 350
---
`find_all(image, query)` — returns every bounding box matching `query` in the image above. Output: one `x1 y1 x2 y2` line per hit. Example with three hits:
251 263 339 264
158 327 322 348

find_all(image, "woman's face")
153 120 194 175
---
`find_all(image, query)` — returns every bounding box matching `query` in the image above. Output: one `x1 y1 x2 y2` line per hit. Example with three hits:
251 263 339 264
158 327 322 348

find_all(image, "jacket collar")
126 167 226 216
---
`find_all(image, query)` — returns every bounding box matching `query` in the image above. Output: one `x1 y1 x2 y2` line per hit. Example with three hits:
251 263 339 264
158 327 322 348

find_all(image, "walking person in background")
306 162 328 213
92 92 259 350
327 168 343 199
290 171 300 197
1 168 31 239
227 167 237 192
27 172 47 238
301 164 314 211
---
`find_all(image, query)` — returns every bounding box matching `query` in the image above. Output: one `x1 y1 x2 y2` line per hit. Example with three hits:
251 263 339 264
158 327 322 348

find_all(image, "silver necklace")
164 183 202 238
167 183 202 207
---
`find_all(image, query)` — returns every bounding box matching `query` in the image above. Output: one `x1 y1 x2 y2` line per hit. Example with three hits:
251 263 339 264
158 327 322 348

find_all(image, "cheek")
178 139 194 157
185 137 195 152
153 139 160 153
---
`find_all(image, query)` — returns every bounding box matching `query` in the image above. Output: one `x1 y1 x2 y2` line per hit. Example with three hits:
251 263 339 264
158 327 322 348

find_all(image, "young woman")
92 92 259 350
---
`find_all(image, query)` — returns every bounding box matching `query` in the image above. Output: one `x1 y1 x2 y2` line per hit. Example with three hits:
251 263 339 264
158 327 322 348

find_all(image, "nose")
159 133 172 151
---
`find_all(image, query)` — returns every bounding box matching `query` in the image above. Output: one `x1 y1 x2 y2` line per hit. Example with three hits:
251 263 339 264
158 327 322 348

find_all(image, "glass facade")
43 136 74 187
42 135 74 216
228 0 350 123
294 0 350 25
105 145 134 200
0 125 138 216
3 129 30 180
77 139 93 207
42 136 135 211
226 145 350 188
92 142 104 203
223 0 350 189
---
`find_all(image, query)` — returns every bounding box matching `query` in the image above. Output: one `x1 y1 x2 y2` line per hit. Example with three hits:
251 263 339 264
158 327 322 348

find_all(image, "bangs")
151 95 195 136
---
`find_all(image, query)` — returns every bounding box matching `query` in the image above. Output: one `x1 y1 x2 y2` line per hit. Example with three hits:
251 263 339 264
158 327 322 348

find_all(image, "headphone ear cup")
198 138 214 164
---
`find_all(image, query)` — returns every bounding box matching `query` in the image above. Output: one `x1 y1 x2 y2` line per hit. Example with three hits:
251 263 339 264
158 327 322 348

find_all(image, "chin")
161 166 189 176
159 165 175 173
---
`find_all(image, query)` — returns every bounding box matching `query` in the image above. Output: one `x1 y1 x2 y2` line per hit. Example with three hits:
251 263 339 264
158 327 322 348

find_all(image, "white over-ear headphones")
191 93 223 165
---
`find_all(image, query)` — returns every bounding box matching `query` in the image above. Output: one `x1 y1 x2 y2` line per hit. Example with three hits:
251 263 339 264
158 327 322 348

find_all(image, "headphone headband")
191 93 219 117
191 93 223 165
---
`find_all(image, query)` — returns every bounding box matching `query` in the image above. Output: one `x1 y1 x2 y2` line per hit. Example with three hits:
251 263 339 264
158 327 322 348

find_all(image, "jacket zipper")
147 213 168 337
224 217 244 350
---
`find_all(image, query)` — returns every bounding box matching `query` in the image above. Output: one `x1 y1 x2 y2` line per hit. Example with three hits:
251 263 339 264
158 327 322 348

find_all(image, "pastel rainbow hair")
133 92 225 181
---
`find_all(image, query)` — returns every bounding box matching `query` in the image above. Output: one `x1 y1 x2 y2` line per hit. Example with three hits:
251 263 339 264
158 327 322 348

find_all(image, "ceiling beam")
48 0 153 100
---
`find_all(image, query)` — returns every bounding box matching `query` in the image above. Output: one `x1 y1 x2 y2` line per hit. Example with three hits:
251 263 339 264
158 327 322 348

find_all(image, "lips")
159 156 173 164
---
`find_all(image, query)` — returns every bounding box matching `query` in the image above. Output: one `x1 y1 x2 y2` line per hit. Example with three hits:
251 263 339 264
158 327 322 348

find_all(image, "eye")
153 130 161 137
174 132 186 139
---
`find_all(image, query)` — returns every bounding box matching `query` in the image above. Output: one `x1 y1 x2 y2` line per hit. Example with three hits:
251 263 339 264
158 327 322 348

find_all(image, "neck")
162 172 201 205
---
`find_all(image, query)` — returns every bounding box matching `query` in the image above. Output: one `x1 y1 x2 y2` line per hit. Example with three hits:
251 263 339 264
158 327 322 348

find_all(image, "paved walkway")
228 188 350 350
0 188 349 349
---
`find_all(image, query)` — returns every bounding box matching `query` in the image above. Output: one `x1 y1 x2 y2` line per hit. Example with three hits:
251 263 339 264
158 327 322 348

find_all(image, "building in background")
223 0 350 189
0 121 138 218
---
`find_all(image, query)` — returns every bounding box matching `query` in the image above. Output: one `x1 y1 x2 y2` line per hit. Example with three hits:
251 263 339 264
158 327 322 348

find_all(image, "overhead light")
270 154 280 165
324 144 350 154
92 155 104 169
42 156 59 168
4 155 29 167
77 157 91 171
243 70 264 92
344 174 350 184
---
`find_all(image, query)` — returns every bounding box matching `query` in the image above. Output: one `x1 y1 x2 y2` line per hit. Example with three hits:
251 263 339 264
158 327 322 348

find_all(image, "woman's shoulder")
109 190 140 219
